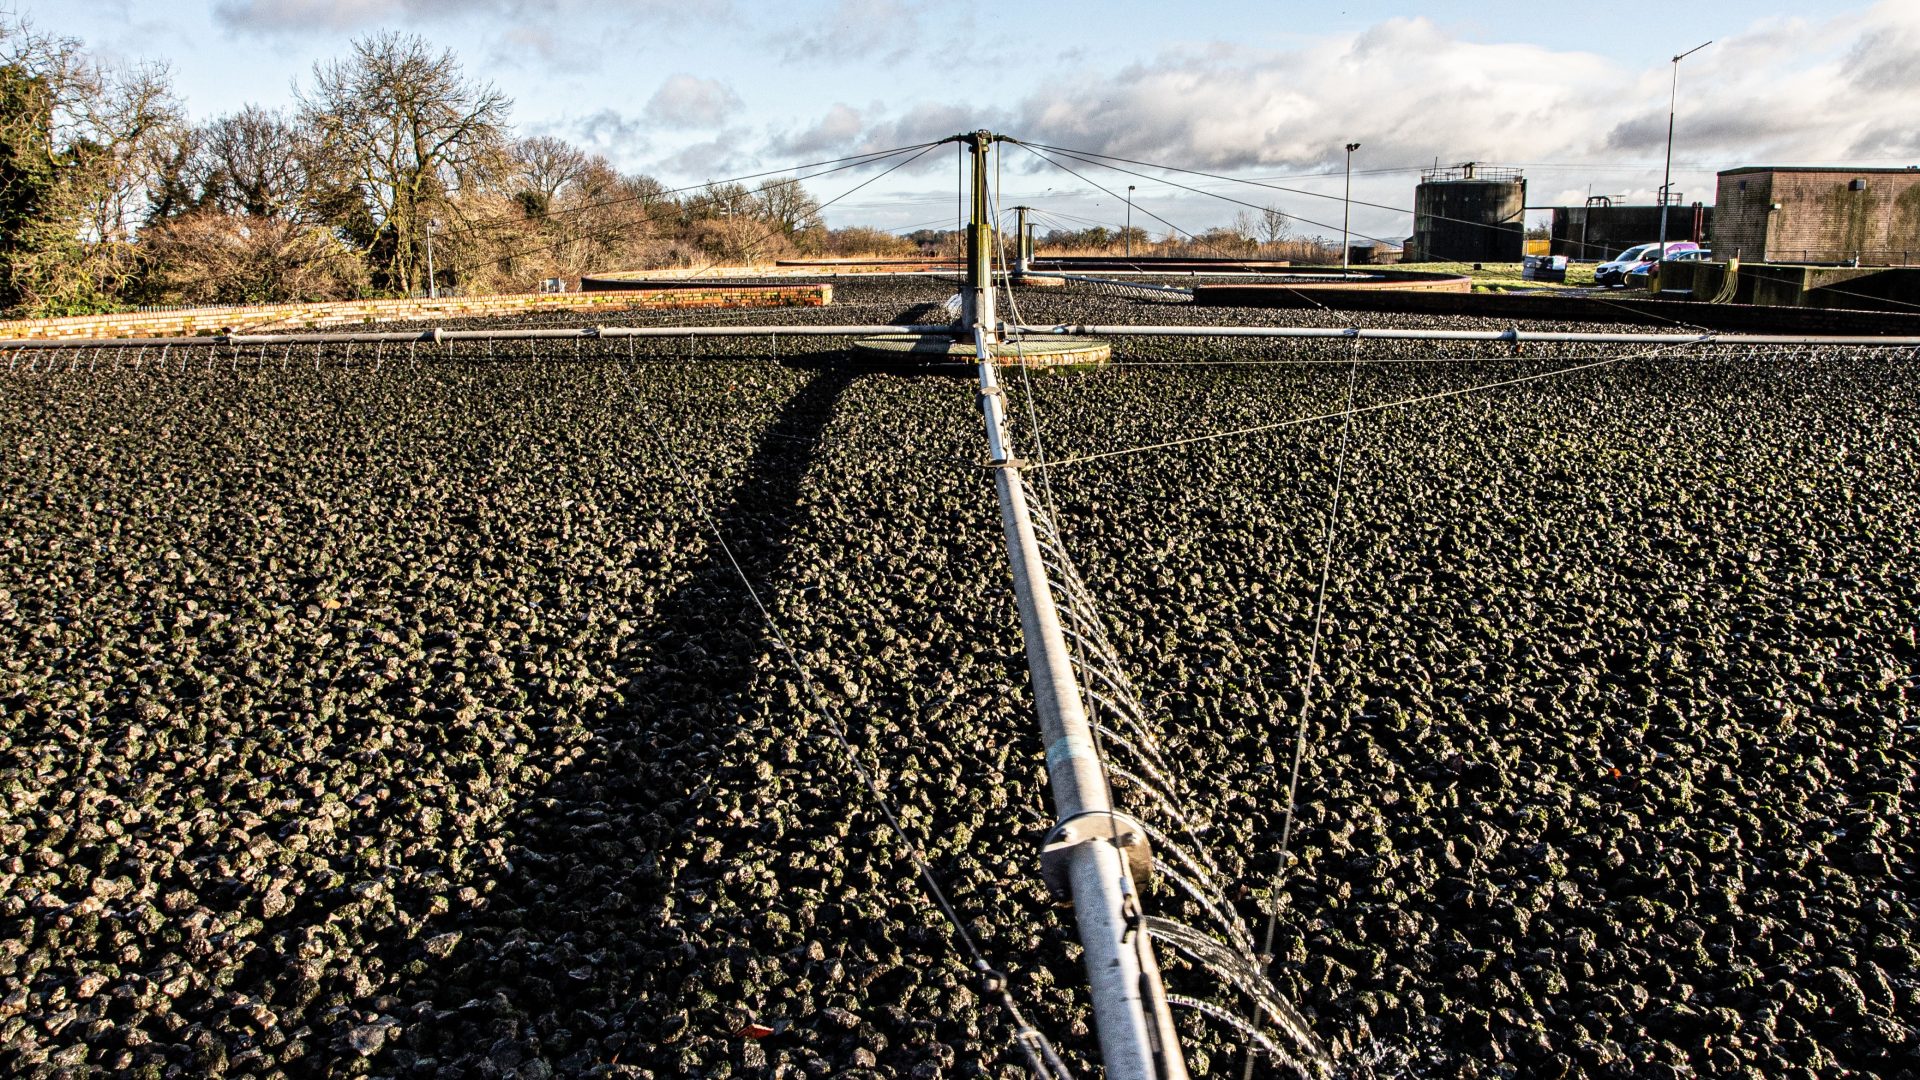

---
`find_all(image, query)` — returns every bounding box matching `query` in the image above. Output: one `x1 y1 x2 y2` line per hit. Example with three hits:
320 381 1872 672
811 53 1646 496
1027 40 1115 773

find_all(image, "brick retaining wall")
0 285 831 341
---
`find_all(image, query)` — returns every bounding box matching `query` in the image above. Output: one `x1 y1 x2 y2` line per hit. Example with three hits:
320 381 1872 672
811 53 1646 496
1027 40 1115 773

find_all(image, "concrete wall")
1660 260 1920 312
1195 281 1920 333
1409 179 1526 262
1713 169 1920 264
1550 204 1711 260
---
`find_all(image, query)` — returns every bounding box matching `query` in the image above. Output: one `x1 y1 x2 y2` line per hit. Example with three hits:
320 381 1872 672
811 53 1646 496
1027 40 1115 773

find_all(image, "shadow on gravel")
356 357 859 1079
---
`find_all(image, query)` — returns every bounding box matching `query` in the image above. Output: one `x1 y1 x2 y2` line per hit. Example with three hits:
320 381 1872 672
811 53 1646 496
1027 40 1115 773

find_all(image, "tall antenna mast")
956 130 1189 1080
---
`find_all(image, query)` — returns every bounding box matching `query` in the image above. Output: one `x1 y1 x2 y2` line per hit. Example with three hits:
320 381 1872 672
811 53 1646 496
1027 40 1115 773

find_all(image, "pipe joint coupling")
1041 810 1153 902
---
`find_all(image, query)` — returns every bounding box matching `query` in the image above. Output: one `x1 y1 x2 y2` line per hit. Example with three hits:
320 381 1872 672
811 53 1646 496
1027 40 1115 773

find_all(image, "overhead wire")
1021 141 1409 248
453 141 940 238
233 144 935 318
253 141 942 301
1027 348 1667 472
1016 145 1335 313
1022 142 1766 266
988 170 1208 1078
1017 146 1255 274
662 143 945 286
523 142 940 281
1027 142 1682 258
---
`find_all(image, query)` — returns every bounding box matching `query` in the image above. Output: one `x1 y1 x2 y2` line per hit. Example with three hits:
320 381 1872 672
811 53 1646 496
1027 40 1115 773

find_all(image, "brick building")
1712 166 1920 265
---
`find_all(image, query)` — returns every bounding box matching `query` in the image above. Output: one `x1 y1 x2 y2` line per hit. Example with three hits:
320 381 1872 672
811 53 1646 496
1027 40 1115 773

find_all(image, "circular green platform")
850 334 1110 366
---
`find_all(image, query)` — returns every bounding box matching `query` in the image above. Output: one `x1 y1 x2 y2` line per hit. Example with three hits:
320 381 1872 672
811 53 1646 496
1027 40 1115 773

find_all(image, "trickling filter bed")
1 281 1916 1079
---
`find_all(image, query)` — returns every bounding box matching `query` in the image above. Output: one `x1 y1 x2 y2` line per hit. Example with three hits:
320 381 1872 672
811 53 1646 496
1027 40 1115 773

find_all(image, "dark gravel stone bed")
2 281 1915 1079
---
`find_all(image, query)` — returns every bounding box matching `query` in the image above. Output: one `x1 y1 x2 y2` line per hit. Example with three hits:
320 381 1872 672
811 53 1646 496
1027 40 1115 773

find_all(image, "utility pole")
1126 185 1136 257
1583 185 1591 261
954 130 1186 1080
1013 205 1033 275
1658 40 1712 263
425 217 441 299
1342 142 1361 270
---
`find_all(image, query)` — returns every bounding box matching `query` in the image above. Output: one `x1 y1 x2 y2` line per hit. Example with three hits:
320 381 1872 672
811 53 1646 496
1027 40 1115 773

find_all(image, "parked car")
1624 247 1713 288
1595 241 1701 287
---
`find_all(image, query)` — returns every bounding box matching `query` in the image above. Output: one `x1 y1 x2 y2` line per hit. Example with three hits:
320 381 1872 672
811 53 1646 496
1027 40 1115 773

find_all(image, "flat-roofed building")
1713 166 1920 265
1548 202 1710 261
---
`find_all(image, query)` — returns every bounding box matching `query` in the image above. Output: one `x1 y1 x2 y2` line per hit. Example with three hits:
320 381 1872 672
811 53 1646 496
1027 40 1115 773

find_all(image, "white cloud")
1013 21 1617 172
213 0 535 33
758 5 1920 236
547 109 650 157
643 73 744 130
484 24 599 74
1004 9 1920 171
770 103 866 158
777 0 923 64
658 128 755 178
211 0 731 41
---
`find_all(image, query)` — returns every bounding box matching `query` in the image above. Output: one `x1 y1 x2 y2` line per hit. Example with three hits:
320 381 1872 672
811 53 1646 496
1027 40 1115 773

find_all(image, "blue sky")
26 1 1920 242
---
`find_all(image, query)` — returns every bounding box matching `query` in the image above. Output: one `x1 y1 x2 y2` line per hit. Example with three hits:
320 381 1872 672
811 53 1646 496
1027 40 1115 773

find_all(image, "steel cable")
1026 349 1667 472
1243 335 1361 1080
1016 144 1337 316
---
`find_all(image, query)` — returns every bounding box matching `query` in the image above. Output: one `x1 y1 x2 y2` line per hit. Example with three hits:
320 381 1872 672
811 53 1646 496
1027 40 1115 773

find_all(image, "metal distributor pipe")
973 325 1187 1080
0 325 956 349
1013 324 1920 347
11 324 1917 353
960 126 1187 1080
1041 275 1196 297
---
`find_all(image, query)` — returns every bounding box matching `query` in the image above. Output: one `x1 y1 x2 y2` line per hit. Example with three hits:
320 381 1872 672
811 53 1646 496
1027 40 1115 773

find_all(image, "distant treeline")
0 20 924 316
1029 224 1345 263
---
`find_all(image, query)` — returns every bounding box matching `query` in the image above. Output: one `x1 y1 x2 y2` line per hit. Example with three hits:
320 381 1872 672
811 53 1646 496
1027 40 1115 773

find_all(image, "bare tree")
685 180 750 221
619 172 668 207
299 31 510 295
442 155 673 293
1259 204 1292 247
199 106 310 219
142 211 367 303
1 16 182 312
508 135 589 215
751 177 823 237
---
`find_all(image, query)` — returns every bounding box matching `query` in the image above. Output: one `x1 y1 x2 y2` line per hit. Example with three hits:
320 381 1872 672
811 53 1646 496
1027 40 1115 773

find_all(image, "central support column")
963 130 999 340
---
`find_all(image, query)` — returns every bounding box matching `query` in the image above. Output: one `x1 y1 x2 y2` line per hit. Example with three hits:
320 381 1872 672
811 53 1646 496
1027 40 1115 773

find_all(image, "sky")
18 0 1920 246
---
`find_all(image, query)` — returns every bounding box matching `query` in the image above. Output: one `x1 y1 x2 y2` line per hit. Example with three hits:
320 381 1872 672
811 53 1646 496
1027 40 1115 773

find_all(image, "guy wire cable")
1241 332 1362 1080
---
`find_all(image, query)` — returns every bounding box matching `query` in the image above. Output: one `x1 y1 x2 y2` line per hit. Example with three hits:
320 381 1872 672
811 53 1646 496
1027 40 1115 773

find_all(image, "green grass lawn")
1396 260 1597 290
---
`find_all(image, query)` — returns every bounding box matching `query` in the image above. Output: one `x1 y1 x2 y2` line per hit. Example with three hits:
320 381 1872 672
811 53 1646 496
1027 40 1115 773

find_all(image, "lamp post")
1341 142 1361 270
425 217 441 299
1125 185 1136 257
1658 40 1712 262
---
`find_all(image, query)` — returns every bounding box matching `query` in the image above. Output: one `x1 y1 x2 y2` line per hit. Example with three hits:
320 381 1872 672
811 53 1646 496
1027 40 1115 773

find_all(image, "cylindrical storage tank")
1408 164 1526 262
